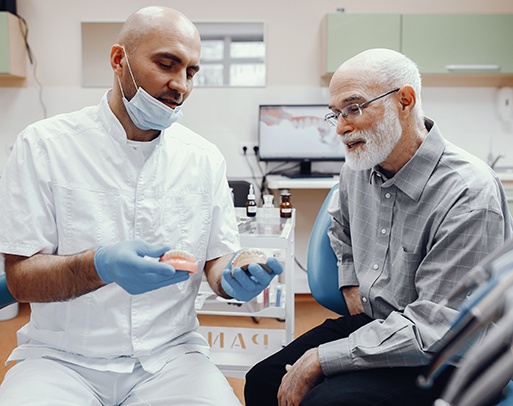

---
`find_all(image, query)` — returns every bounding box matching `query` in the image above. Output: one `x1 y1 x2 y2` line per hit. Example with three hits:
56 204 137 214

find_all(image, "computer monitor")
258 104 345 178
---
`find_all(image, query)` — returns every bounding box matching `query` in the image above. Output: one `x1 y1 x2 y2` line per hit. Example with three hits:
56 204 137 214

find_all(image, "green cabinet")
323 14 401 77
323 13 513 86
0 12 26 78
402 14 513 75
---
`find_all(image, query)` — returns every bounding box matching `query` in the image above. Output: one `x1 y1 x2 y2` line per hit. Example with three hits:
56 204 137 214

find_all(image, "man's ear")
110 44 124 74
398 85 416 113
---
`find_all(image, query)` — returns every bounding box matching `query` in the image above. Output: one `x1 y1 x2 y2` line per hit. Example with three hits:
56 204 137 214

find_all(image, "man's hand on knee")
277 348 323 406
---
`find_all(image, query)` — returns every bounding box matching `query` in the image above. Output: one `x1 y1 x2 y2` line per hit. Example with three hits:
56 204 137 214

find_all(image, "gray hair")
341 48 424 121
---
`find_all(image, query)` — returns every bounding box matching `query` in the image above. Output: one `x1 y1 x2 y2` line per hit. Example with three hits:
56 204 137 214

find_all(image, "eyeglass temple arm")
360 88 400 108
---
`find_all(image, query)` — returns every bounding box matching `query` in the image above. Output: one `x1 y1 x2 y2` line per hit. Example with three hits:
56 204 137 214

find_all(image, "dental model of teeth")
159 249 198 274
231 249 273 276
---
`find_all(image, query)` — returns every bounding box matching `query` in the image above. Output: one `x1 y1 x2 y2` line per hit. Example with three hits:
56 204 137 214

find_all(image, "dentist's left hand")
94 240 190 295
221 255 283 302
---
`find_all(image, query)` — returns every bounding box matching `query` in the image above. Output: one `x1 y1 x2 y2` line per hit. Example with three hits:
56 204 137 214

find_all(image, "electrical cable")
14 13 47 119
244 154 260 193
294 256 308 273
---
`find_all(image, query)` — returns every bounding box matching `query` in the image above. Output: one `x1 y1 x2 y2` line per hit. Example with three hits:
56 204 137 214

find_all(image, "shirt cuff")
318 338 352 376
339 264 358 287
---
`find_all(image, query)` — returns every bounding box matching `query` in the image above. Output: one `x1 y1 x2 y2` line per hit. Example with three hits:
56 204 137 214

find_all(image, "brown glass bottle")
279 190 292 218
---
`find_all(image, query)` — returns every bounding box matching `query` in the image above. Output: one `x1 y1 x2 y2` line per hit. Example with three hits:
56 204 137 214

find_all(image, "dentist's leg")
0 359 102 406
123 352 242 406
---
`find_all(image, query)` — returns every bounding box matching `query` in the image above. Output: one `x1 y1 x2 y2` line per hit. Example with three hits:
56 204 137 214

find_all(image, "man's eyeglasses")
324 88 400 126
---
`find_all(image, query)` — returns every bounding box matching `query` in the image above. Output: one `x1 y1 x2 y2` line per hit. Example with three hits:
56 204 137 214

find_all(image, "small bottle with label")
279 190 293 218
262 194 274 222
246 184 257 217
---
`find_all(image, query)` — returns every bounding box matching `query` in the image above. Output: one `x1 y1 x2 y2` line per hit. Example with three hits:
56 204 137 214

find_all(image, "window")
81 22 265 88
194 22 265 87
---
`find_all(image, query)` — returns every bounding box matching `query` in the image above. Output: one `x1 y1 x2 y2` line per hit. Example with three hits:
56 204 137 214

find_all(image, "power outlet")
239 142 259 156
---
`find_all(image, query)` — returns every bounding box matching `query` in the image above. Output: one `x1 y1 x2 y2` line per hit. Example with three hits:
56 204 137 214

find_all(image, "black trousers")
244 314 458 406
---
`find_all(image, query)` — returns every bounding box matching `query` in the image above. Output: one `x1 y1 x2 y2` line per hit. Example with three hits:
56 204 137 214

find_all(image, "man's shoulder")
22 105 100 143
442 142 497 186
435 143 506 213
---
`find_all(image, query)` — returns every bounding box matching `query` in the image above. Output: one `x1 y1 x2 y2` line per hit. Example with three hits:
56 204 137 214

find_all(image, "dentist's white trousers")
0 352 242 406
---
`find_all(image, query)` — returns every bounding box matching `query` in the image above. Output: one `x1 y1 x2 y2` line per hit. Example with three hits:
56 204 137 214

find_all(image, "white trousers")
0 352 242 406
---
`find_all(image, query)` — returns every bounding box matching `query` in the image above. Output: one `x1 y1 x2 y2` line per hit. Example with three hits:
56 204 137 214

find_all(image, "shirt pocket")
159 191 212 261
55 186 131 254
388 246 424 307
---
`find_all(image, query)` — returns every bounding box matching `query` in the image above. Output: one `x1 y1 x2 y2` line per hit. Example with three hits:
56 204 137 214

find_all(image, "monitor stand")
282 161 336 179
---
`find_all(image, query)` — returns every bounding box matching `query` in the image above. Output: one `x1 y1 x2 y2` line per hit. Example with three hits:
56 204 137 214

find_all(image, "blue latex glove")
221 255 283 302
94 240 190 295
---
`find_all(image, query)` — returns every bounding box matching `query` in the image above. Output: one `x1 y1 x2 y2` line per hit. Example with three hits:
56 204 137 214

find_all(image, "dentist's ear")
110 44 125 74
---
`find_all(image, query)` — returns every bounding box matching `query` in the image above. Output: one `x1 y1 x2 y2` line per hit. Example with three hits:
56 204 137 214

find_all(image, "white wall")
2 0 513 291
2 0 513 174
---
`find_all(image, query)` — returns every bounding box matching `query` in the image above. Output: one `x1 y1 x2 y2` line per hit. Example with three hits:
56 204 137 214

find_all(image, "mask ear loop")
117 44 139 93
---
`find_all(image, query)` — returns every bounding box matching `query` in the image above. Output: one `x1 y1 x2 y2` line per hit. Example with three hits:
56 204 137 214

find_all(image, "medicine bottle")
246 184 257 217
279 190 293 218
262 194 274 222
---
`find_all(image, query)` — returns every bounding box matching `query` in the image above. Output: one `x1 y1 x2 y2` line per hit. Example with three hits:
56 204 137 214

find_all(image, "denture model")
231 249 272 276
160 249 198 274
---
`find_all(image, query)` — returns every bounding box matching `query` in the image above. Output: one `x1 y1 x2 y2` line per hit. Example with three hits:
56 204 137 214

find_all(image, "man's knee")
244 359 267 394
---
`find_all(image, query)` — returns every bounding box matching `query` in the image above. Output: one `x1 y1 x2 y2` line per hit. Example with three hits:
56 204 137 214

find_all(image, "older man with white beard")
244 48 513 406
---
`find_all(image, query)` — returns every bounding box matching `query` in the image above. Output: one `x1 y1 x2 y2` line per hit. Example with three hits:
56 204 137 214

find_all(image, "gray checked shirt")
319 119 513 376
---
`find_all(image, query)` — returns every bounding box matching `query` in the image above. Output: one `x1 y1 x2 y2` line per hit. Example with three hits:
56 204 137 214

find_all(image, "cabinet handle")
445 64 500 72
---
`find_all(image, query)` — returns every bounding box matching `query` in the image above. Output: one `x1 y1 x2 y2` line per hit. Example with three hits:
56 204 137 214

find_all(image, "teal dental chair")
0 273 16 310
307 183 349 317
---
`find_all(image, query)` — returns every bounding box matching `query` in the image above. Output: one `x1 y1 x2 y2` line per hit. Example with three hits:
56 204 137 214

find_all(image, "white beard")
343 108 403 171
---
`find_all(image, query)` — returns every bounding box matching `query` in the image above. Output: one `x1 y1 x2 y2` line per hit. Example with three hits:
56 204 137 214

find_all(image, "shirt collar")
98 90 164 148
370 118 446 201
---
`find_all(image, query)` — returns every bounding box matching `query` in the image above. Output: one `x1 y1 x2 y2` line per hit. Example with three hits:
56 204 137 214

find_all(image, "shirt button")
362 297 368 303
385 193 391 199
373 264 379 270
381 228 387 235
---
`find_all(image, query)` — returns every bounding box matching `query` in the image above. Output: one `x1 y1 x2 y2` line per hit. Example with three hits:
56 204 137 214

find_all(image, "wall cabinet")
323 13 513 87
323 14 401 78
0 12 26 78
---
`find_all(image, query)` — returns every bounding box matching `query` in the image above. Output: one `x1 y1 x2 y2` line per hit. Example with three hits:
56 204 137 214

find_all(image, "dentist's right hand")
94 240 190 295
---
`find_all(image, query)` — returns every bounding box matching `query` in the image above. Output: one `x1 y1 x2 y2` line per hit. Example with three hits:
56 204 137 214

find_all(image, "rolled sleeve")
319 337 352 376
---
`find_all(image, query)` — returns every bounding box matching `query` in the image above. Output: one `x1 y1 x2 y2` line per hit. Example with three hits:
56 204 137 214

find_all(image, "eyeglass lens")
325 88 400 126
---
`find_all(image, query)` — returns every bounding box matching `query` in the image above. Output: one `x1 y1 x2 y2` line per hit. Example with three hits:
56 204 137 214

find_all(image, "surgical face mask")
118 47 183 131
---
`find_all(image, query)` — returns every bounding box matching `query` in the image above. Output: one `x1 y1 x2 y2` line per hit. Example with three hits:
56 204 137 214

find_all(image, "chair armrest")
0 273 16 310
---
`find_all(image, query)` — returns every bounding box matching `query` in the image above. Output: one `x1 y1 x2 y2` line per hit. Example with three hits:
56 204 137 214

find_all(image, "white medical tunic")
0 92 240 374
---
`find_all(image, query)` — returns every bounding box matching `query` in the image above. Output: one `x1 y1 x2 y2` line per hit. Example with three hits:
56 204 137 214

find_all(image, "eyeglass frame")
324 88 400 126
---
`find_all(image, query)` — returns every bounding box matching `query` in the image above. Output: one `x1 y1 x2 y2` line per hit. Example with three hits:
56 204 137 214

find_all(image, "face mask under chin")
119 82 183 131
117 47 184 131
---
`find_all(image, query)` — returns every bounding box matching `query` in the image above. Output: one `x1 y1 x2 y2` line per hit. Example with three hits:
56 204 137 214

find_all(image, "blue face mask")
118 47 183 131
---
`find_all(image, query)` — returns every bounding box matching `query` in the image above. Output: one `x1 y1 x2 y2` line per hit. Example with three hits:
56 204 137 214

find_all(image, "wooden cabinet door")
402 14 513 74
